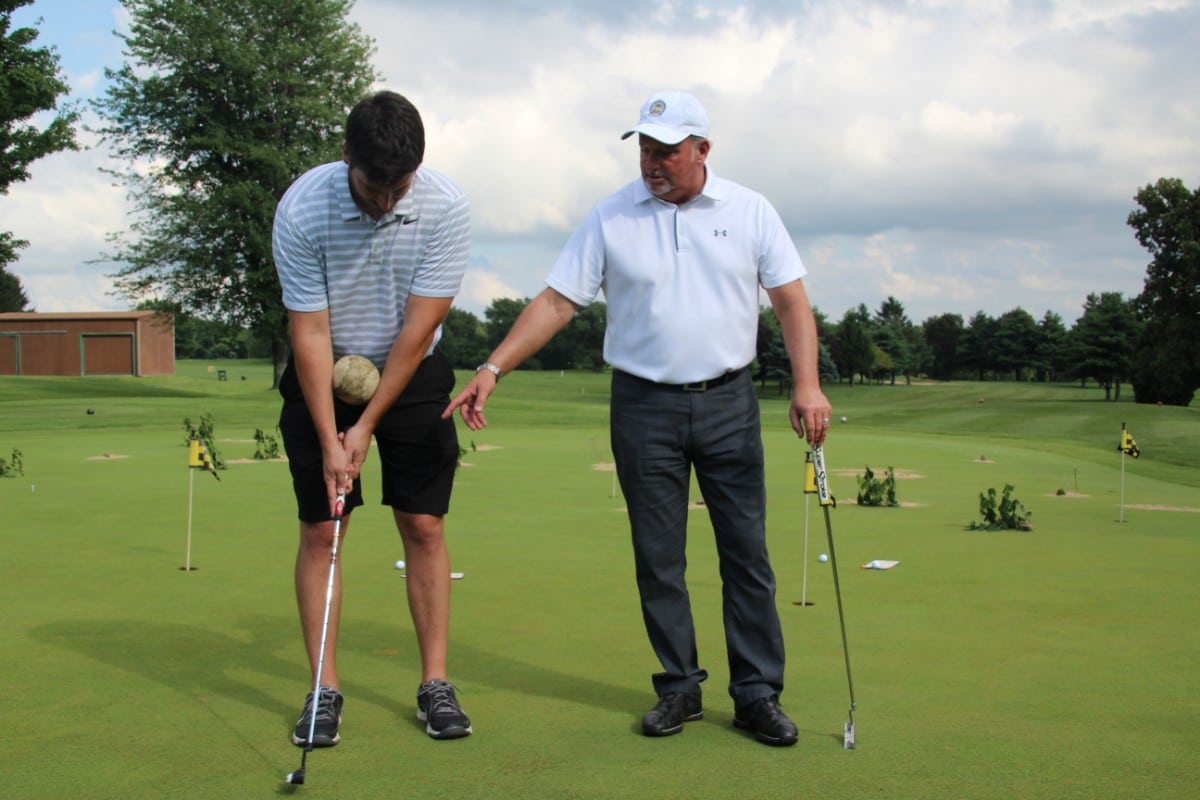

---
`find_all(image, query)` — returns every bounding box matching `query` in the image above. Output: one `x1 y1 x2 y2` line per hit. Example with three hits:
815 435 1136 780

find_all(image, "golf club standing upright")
811 445 857 749
286 490 346 786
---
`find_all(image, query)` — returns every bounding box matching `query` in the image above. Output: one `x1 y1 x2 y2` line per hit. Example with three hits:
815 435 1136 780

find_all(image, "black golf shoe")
733 694 798 746
417 679 473 739
641 689 703 736
292 686 343 747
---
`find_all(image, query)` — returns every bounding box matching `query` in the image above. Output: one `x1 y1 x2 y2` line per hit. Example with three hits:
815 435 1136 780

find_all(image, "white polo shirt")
546 167 806 384
273 161 470 367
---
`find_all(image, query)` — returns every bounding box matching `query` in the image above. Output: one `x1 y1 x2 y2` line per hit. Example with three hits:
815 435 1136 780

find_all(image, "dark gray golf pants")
610 369 785 709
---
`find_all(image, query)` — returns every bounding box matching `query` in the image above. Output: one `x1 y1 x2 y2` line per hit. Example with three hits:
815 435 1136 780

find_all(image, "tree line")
2 1 1197 405
435 289 1147 403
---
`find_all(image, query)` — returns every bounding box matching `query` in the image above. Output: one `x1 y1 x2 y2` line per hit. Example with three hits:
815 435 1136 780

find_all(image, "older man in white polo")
446 89 832 747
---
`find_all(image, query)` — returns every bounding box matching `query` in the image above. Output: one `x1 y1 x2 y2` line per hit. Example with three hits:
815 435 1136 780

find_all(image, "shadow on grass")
31 617 299 713
341 616 648 724
30 614 646 724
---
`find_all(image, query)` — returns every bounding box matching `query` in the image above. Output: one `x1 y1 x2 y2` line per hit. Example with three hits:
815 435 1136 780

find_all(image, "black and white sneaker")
416 679 473 739
292 686 343 747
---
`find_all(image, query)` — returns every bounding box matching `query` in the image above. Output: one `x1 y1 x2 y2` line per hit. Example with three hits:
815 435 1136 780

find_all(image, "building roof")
0 311 163 321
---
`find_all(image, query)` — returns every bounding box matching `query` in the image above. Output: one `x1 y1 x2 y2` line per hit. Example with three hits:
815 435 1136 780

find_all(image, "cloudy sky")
4 0 1198 325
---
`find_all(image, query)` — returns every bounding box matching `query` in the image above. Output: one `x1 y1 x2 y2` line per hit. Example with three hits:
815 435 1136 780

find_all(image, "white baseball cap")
620 90 710 145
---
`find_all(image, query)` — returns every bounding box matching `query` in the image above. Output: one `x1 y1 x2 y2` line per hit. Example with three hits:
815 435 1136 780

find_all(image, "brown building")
0 311 175 377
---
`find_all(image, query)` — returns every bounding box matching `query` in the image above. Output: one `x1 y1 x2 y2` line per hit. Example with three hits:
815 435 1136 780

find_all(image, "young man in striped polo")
273 90 472 747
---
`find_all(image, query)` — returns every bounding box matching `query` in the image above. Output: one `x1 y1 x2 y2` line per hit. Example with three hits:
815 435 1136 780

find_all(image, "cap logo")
648 100 667 117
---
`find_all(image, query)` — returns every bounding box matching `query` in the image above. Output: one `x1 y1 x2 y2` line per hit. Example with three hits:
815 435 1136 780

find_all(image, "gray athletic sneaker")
292 686 343 747
416 679 472 739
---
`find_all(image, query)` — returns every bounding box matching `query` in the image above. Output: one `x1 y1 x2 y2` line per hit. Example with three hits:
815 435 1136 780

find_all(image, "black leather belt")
617 367 746 392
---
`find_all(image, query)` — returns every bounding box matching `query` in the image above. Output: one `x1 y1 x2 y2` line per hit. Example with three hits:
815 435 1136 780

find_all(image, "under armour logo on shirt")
713 229 727 237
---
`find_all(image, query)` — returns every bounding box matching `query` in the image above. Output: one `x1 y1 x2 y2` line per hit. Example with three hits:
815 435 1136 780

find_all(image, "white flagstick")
1119 446 1126 523
183 465 195 571
801 492 811 606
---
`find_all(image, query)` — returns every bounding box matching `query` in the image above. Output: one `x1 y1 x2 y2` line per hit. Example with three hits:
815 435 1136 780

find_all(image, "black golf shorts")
278 349 459 523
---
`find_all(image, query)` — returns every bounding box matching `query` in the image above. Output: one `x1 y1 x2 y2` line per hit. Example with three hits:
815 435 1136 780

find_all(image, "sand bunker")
833 468 925 479
1124 504 1200 513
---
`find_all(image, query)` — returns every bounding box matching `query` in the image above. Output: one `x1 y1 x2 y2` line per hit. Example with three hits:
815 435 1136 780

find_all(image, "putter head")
843 720 856 750
286 768 305 785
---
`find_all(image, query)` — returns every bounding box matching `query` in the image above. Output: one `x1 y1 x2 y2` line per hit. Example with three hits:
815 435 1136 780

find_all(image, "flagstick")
183 466 196 570
1118 448 1126 523
801 493 811 606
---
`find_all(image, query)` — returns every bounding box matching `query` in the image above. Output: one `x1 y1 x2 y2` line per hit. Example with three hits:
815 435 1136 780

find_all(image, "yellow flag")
1118 426 1140 458
188 437 220 479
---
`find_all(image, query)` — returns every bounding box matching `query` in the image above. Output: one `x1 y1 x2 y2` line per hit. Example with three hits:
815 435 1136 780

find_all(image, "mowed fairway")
2 362 1198 799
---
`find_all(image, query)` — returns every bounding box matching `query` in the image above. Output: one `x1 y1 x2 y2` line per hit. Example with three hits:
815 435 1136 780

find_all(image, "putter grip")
812 446 833 506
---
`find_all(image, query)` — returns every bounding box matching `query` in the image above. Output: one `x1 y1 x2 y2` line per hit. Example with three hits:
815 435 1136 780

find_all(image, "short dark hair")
344 91 425 185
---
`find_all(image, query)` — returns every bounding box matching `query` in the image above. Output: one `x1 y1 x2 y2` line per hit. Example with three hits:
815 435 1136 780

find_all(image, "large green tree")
92 0 376 385
922 312 963 380
1068 292 1141 401
1127 178 1200 405
993 307 1040 381
1 0 78 273
484 297 530 355
833 304 874 385
439 306 489 370
958 311 999 380
1033 310 1069 382
538 301 607 371
872 296 928 384
0 265 31 311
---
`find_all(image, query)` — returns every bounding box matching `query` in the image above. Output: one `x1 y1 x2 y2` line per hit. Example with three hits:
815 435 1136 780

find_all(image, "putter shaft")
812 446 857 748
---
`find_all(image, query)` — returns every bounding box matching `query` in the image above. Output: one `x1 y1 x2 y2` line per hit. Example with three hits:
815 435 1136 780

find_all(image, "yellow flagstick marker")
183 438 201 571
798 452 818 606
1117 422 1139 523
190 437 220 480
804 452 818 494
183 435 221 571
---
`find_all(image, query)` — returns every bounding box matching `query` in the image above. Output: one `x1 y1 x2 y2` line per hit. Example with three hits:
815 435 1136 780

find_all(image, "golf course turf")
3 361 1197 799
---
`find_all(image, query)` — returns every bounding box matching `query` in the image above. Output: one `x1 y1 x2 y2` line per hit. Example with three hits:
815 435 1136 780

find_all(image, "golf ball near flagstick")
394 559 463 579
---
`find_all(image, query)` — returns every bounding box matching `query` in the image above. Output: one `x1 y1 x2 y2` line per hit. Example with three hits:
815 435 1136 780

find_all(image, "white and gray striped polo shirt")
273 161 470 366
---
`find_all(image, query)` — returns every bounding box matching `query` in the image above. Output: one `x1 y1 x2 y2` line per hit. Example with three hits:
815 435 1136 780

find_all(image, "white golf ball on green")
395 560 406 570
819 553 829 563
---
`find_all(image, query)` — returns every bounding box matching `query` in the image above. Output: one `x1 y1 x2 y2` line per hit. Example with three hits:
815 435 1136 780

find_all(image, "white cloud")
3 0 1195 327
2 125 129 312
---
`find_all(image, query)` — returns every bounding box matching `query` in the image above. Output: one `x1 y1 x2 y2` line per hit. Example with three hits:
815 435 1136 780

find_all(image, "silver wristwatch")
475 362 502 381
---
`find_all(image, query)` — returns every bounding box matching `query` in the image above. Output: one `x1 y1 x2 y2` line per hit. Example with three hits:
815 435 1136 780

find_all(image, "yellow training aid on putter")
803 452 818 494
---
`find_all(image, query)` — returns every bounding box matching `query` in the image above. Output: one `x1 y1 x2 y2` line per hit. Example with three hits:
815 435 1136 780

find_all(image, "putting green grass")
2 363 1198 799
